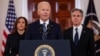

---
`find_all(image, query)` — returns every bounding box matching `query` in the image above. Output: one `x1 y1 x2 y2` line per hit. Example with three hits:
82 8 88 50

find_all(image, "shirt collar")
73 24 82 30
40 19 49 25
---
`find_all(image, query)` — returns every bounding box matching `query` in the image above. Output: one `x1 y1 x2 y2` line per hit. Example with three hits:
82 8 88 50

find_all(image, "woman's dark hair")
11 17 28 34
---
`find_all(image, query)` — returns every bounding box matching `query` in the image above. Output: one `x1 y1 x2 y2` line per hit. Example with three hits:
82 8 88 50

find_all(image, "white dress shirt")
73 25 83 41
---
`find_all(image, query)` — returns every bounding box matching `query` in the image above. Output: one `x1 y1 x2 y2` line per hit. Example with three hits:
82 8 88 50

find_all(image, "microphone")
39 24 43 34
42 24 53 40
47 24 53 33
39 24 53 40
39 24 48 40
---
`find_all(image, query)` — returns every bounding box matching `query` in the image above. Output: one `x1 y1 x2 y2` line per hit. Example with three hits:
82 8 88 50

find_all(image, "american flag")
1 0 17 55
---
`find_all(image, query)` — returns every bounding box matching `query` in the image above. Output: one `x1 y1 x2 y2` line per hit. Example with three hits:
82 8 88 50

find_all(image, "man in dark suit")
25 1 63 40
63 8 95 56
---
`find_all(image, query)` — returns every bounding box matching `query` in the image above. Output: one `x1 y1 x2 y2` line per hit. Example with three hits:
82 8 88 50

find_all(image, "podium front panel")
19 40 71 56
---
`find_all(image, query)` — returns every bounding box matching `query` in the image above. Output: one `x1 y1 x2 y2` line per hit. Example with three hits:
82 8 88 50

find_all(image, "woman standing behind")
4 17 28 56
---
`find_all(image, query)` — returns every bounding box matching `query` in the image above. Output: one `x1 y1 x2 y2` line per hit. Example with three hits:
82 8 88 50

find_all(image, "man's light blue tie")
74 28 79 46
43 23 46 33
42 23 47 40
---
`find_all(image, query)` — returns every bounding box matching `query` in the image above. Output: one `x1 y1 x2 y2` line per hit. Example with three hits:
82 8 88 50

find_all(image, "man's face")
37 4 51 21
71 11 83 26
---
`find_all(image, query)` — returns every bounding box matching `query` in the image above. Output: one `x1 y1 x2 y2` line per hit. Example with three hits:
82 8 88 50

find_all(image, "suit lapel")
71 26 86 46
78 27 86 45
70 27 74 44
47 20 53 36
37 20 43 38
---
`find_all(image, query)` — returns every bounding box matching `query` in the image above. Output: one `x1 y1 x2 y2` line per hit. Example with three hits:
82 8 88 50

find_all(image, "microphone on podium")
39 24 53 40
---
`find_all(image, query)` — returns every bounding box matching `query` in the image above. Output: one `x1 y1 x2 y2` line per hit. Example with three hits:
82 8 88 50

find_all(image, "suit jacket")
4 32 25 56
63 26 95 56
25 20 63 40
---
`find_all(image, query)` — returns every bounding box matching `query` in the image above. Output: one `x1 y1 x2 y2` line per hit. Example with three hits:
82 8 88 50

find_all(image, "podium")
19 40 71 56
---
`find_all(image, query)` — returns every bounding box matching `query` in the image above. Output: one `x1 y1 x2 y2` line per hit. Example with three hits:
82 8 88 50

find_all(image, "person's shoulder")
7 33 15 39
63 27 72 35
83 26 93 31
28 20 39 29
29 20 39 26
64 27 73 32
8 33 15 37
50 21 60 27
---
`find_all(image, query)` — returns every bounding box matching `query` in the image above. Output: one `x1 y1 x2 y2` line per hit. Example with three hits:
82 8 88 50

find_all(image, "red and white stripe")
1 26 10 55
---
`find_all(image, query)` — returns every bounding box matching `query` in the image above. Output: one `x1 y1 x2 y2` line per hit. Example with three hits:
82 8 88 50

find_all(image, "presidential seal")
34 44 55 56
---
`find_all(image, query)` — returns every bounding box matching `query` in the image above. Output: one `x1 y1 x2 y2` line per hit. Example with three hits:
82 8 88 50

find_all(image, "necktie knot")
43 23 45 26
75 28 78 31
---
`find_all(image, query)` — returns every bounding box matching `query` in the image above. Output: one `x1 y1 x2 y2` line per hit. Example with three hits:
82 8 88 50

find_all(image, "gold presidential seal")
34 44 55 56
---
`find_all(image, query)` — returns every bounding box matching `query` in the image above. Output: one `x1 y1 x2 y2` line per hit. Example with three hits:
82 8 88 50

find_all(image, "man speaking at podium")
25 1 63 40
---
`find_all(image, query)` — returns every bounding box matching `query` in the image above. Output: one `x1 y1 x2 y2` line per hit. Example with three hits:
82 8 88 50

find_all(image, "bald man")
25 1 63 40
